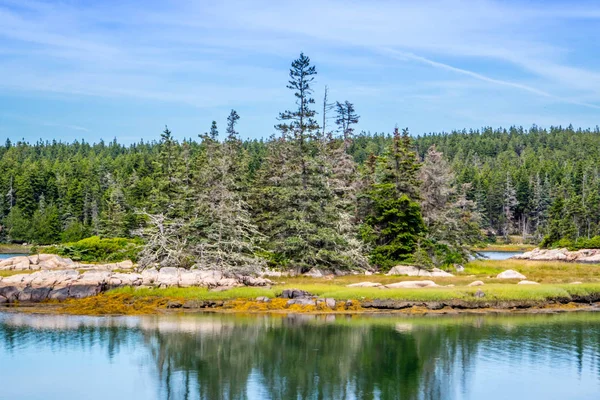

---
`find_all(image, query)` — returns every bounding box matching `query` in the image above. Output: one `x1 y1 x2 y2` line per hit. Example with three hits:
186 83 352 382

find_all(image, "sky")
1 0 600 144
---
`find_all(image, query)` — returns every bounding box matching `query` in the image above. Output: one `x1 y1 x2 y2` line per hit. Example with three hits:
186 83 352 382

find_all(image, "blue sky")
1 0 600 144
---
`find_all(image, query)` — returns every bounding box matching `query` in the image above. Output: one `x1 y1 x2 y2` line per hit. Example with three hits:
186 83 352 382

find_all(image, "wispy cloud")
0 0 599 141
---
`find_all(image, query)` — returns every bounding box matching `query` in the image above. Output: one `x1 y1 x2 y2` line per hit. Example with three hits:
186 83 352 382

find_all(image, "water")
0 253 26 260
476 250 524 260
0 312 599 400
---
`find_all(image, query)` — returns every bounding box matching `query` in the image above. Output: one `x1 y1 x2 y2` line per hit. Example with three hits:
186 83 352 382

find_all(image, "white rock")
346 282 382 288
496 270 526 280
78 271 112 285
178 270 201 287
387 265 454 277
517 280 540 285
156 267 180 287
304 268 323 278
467 280 485 287
141 268 159 285
385 280 439 289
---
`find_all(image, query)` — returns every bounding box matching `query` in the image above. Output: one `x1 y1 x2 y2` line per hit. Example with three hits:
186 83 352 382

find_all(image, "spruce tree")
254 53 366 272
360 128 426 269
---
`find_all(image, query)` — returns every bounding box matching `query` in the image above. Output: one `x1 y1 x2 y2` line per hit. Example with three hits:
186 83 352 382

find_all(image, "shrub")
46 236 142 262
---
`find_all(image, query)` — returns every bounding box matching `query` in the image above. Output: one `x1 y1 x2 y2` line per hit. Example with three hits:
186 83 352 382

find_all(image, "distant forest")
1 53 598 272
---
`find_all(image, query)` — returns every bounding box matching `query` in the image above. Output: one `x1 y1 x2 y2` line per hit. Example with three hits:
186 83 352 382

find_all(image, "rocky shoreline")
0 254 273 304
513 247 600 263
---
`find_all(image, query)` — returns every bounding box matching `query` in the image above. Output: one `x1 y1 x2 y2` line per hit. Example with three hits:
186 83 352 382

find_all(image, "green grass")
0 244 30 254
109 282 600 304
473 243 536 252
462 259 600 283
0 270 34 277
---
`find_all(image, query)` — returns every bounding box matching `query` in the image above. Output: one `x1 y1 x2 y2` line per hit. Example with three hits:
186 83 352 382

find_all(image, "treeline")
0 53 596 271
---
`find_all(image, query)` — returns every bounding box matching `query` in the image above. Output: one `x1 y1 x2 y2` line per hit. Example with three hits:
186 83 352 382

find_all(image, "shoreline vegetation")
2 258 599 316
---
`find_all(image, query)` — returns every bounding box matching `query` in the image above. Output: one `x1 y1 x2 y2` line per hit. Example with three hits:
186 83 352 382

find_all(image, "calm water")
0 253 26 259
0 312 599 399
476 250 524 260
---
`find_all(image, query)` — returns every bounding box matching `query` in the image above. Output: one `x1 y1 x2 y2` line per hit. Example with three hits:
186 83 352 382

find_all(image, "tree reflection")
2 313 600 400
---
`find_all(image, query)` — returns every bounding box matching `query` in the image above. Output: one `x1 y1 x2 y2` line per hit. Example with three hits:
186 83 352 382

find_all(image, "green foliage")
4 207 30 243
46 236 142 262
361 190 426 269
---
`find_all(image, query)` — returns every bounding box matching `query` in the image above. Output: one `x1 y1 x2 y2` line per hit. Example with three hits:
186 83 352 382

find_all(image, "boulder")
30 270 79 288
365 271 373 276
304 268 324 278
517 280 540 285
178 270 201 287
48 287 70 301
386 265 453 277
69 284 102 299
141 268 159 285
217 278 239 287
0 286 20 302
385 280 439 289
474 289 485 298
14 257 31 271
255 296 271 303
346 282 382 288
280 289 312 299
468 280 485 287
496 270 526 280
325 298 336 309
454 264 465 273
156 267 180 287
108 273 142 287
287 298 316 306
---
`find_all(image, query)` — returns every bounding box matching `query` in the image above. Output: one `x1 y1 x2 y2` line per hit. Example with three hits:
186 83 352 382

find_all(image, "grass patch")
0 270 34 277
108 282 600 304
473 244 536 251
0 244 30 254
463 259 600 283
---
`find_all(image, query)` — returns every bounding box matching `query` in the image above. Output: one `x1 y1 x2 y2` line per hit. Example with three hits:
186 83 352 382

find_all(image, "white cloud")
1 0 600 138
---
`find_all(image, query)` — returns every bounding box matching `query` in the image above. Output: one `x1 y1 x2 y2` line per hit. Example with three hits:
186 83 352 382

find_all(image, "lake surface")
0 253 26 260
1 312 599 399
476 250 524 260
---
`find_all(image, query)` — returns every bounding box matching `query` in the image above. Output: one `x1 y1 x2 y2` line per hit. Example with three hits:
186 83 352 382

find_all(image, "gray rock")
69 284 101 299
287 298 316 306
281 289 312 299
325 298 336 309
454 264 465 273
256 296 271 303
48 287 70 301
474 289 485 298
0 286 20 302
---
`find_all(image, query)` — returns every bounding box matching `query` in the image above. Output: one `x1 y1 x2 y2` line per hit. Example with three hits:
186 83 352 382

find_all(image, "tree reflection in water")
1 312 600 400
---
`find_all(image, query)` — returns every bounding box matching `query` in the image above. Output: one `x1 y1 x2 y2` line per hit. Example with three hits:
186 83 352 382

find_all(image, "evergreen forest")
1 53 599 273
